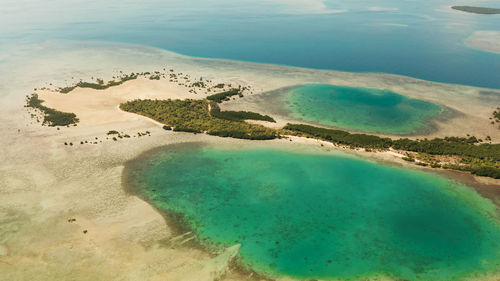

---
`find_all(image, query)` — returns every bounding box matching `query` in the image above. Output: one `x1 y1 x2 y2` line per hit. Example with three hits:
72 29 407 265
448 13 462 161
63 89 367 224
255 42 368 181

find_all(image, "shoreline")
120 140 500 281
6 39 500 92
122 137 500 203
244 84 462 138
1 40 499 281
140 40 500 91
121 141 273 281
52 76 498 180
32 66 499 192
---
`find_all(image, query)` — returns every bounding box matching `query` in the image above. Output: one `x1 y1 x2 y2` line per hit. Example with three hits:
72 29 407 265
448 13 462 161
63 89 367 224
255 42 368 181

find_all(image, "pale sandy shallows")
466 30 500 54
0 41 499 281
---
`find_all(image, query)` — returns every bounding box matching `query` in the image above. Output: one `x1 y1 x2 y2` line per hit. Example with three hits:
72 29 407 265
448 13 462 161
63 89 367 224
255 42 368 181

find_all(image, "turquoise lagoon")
124 144 500 281
285 84 444 135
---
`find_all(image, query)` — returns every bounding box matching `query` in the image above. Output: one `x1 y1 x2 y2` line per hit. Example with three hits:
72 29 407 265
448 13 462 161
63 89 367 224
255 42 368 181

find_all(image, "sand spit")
0 40 499 281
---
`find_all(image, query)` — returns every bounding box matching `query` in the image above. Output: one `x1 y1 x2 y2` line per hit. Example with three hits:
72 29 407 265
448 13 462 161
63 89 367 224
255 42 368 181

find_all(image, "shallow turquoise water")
287 84 444 134
125 144 500 281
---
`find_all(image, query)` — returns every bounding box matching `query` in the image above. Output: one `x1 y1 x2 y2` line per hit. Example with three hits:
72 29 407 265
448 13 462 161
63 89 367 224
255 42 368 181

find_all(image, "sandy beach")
1 41 499 281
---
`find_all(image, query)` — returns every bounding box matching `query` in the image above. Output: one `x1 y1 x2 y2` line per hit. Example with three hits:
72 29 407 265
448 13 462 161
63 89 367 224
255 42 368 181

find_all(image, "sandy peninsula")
0 40 499 281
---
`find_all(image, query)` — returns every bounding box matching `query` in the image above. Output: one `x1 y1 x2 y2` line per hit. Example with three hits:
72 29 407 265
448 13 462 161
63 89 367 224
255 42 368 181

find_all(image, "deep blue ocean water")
1 0 500 88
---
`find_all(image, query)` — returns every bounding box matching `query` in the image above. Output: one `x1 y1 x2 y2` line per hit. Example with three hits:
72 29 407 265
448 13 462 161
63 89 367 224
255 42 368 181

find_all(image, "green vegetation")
283 123 392 149
492 108 500 128
59 73 138 93
210 103 275 122
119 97 500 179
284 123 499 160
120 99 277 140
471 166 500 178
192 81 206 88
391 138 499 161
494 109 500 120
59 86 77 94
284 123 500 179
206 88 242 103
402 156 415 162
105 130 134 140
29 68 500 179
26 94 79 126
442 136 480 144
173 127 202 133
452 6 500 14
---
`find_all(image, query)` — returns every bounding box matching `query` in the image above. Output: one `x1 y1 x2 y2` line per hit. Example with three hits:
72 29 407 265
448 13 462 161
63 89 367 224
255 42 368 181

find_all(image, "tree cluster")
26 94 79 126
284 123 500 178
119 99 277 140
210 103 275 122
206 88 242 103
59 73 139 93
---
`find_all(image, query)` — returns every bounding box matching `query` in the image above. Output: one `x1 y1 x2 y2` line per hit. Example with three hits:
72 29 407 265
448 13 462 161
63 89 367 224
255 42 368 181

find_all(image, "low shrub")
26 94 79 126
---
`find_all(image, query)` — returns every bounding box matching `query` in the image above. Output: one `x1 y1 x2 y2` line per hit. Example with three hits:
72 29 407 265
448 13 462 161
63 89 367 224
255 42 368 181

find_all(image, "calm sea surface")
3 2 499 279
125 144 500 280
285 84 444 134
1 0 500 88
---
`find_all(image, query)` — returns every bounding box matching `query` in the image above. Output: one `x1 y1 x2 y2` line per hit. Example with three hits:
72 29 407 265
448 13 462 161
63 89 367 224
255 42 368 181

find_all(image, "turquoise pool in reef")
124 144 500 281
286 84 444 135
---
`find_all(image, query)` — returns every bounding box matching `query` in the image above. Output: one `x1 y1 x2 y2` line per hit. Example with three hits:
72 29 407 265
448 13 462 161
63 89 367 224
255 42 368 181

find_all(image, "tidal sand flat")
1 0 500 279
1 41 500 281
260 84 446 135
124 143 500 281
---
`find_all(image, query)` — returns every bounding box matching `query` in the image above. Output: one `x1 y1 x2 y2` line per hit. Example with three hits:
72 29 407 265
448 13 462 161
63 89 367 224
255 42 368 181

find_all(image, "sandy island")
0 41 499 281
